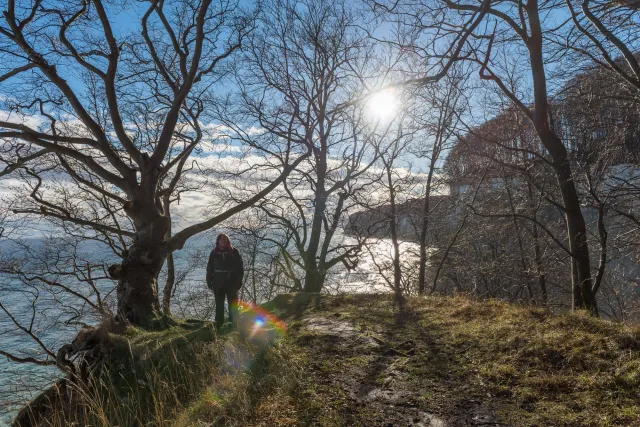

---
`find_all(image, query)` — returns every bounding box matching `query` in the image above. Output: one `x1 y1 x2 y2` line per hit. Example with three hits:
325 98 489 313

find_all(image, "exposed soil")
284 297 508 427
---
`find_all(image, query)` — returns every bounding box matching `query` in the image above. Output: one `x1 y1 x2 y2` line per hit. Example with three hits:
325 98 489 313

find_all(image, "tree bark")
304 269 326 293
109 213 169 326
162 253 176 315
418 147 438 294
385 163 403 298
303 157 327 293
552 154 595 312
162 196 175 315
526 0 596 313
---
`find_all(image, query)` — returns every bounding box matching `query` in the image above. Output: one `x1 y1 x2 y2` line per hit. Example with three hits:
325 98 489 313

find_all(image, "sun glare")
367 88 397 121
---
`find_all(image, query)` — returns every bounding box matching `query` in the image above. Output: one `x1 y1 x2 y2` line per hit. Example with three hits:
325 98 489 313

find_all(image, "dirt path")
286 300 509 427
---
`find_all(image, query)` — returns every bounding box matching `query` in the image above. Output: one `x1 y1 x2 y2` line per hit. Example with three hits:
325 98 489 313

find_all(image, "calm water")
0 238 116 424
0 237 418 424
0 289 71 424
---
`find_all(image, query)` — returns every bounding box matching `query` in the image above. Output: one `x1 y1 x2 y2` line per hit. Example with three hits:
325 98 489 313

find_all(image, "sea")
0 236 419 424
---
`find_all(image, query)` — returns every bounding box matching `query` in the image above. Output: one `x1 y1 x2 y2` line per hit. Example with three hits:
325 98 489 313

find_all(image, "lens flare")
236 301 287 341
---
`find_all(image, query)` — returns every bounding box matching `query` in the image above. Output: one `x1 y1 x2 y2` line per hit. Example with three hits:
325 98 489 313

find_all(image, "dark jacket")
206 247 244 291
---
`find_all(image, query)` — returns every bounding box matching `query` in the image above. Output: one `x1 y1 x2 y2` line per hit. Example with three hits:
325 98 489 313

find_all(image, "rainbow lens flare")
235 301 287 341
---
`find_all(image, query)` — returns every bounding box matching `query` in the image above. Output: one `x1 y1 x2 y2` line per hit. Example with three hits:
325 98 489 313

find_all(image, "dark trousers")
214 285 239 327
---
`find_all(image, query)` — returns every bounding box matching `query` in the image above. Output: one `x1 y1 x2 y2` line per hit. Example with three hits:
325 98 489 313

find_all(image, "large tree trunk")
303 201 327 292
303 159 327 293
527 1 596 314
553 154 596 313
304 269 326 293
162 253 176 315
161 196 175 315
109 212 169 326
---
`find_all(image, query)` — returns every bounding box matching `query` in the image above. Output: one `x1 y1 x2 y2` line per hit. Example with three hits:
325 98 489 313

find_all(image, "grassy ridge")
395 295 640 426
16 293 640 426
256 293 640 426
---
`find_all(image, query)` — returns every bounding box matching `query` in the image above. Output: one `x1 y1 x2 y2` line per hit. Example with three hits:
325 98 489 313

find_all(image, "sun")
367 88 397 121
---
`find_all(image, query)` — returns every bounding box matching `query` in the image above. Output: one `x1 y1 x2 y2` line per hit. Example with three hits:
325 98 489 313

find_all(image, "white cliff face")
601 164 640 194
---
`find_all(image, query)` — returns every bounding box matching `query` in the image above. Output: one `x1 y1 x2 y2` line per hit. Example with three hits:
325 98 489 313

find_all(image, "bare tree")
559 66 640 319
0 0 308 325
216 0 380 293
354 115 418 299
414 72 467 294
441 107 565 303
564 0 640 90
380 0 598 312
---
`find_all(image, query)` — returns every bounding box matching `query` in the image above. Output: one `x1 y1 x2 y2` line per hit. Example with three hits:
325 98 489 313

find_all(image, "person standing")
206 233 244 328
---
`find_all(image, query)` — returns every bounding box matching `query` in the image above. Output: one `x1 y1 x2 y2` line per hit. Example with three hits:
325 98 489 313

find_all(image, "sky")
3 0 631 242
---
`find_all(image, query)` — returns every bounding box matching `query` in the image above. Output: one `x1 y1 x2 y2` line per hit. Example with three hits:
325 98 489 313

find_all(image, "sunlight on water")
327 236 421 293
0 237 419 423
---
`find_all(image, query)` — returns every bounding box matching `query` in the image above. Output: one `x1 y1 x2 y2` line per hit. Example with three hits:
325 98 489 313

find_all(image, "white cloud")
0 110 46 130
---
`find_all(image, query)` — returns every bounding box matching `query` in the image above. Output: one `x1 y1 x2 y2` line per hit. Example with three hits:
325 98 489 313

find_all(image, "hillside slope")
15 293 640 427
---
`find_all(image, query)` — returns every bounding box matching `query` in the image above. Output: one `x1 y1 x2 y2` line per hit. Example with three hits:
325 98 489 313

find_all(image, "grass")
261 293 640 426
15 318 223 426
417 296 640 426
15 293 640 427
